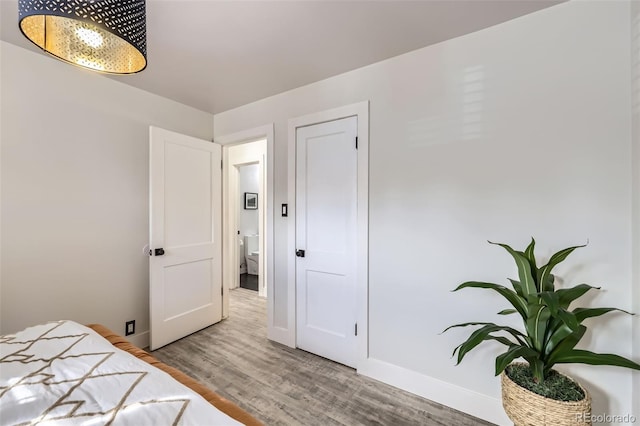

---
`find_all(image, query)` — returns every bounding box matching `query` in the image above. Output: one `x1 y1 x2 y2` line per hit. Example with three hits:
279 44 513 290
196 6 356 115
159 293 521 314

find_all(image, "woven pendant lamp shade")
18 0 147 74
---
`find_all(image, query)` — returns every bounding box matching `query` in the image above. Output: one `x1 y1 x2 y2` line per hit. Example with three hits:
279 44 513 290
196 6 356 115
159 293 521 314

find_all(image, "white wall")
214 1 636 423
632 0 640 419
0 41 214 346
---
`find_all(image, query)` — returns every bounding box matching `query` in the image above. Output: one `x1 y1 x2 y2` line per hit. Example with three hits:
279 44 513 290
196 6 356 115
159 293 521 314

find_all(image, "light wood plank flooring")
152 288 495 426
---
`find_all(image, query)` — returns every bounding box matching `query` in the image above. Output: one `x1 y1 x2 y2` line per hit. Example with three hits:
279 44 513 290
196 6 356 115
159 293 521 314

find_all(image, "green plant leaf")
453 281 527 318
556 284 600 309
573 307 633 323
524 238 538 286
444 322 526 340
508 279 524 298
542 273 555 292
552 349 640 370
547 325 587 365
526 305 551 351
537 243 587 297
453 334 516 361
538 291 560 315
558 309 579 329
529 358 546 382
543 311 580 358
543 321 575 357
489 241 537 301
442 321 492 333
498 309 517 315
453 325 521 364
495 345 539 375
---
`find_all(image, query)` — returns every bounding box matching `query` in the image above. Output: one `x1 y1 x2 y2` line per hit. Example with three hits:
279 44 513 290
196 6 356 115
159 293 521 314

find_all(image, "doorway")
238 163 261 292
225 140 266 299
218 125 274 334
149 124 275 348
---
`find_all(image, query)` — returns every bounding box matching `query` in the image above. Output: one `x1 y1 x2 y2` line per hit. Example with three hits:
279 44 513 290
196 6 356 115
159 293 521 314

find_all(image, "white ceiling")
1 0 564 115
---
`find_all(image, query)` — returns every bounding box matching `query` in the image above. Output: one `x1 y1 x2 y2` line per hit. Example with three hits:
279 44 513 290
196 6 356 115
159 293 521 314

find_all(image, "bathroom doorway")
219 124 275 339
222 138 267 306
237 163 260 292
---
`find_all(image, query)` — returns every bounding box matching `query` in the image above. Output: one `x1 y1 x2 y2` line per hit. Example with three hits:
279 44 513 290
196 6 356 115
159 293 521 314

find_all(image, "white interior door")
149 126 222 350
295 116 358 368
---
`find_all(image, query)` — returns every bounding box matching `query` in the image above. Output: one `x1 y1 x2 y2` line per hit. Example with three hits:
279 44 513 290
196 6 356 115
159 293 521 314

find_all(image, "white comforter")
0 320 242 426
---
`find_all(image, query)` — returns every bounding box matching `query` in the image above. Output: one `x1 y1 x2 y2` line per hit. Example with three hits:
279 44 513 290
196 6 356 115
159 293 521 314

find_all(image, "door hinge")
355 136 358 150
221 287 224 296
221 160 223 169
355 323 358 336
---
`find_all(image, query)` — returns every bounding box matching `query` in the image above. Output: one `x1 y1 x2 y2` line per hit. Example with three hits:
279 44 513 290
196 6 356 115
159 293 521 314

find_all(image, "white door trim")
287 101 369 367
215 124 277 338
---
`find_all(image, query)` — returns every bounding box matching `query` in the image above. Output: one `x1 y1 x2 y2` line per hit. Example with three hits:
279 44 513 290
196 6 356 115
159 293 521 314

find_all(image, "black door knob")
154 248 165 256
296 249 305 258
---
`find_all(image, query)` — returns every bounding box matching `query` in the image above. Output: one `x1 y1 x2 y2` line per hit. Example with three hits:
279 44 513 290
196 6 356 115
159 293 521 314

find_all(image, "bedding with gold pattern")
0 320 246 425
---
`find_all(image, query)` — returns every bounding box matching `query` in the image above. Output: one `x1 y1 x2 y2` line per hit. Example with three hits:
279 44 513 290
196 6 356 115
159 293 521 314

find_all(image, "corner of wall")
631 0 640 419
0 41 6 330
129 331 150 350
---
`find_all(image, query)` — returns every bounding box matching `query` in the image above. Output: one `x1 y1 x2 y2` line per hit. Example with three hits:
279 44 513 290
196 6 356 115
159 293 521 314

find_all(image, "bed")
0 320 262 425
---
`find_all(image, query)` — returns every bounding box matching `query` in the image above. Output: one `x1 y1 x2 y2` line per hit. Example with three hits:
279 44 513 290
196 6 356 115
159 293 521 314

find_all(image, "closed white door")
149 127 222 350
295 116 358 368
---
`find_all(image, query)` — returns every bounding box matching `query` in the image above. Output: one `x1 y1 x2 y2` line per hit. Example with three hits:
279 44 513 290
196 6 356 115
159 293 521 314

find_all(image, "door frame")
287 101 369 367
216 124 275 330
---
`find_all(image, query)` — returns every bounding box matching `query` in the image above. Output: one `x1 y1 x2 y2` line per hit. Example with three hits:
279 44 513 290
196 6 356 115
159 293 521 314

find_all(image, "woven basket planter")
501 364 592 426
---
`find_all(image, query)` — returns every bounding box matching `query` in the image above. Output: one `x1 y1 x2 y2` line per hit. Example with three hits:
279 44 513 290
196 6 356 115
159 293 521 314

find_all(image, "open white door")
295 116 358 368
149 127 222 350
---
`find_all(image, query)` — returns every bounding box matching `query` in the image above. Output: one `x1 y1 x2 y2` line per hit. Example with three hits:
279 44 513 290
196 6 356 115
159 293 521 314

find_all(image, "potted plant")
444 239 640 426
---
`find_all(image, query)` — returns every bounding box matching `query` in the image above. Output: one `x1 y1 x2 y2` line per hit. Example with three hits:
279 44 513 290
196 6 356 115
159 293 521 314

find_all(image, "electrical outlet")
125 320 135 336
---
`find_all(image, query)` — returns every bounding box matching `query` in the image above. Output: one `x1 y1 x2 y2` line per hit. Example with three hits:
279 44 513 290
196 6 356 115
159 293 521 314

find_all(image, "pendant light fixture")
18 0 147 74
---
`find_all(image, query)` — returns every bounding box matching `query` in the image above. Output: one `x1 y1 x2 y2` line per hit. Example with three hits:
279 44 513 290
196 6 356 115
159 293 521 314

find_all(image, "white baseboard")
357 357 510 426
126 330 150 350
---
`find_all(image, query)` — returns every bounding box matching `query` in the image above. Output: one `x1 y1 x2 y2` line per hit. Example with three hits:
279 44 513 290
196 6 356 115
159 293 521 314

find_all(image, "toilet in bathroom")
244 234 259 275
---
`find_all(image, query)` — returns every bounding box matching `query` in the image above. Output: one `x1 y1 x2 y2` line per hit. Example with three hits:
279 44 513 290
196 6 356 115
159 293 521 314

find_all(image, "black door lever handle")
296 249 305 258
154 248 165 256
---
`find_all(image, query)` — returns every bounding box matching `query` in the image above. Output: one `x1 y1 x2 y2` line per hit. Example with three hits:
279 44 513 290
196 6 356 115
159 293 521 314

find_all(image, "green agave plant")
444 238 640 383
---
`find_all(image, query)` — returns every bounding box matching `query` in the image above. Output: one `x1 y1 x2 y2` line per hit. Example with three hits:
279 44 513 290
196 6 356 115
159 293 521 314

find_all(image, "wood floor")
152 288 495 426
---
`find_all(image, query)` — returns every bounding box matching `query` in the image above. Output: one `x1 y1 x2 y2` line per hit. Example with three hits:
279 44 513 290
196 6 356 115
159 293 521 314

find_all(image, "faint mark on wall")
406 64 485 147
460 65 485 141
407 113 445 147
